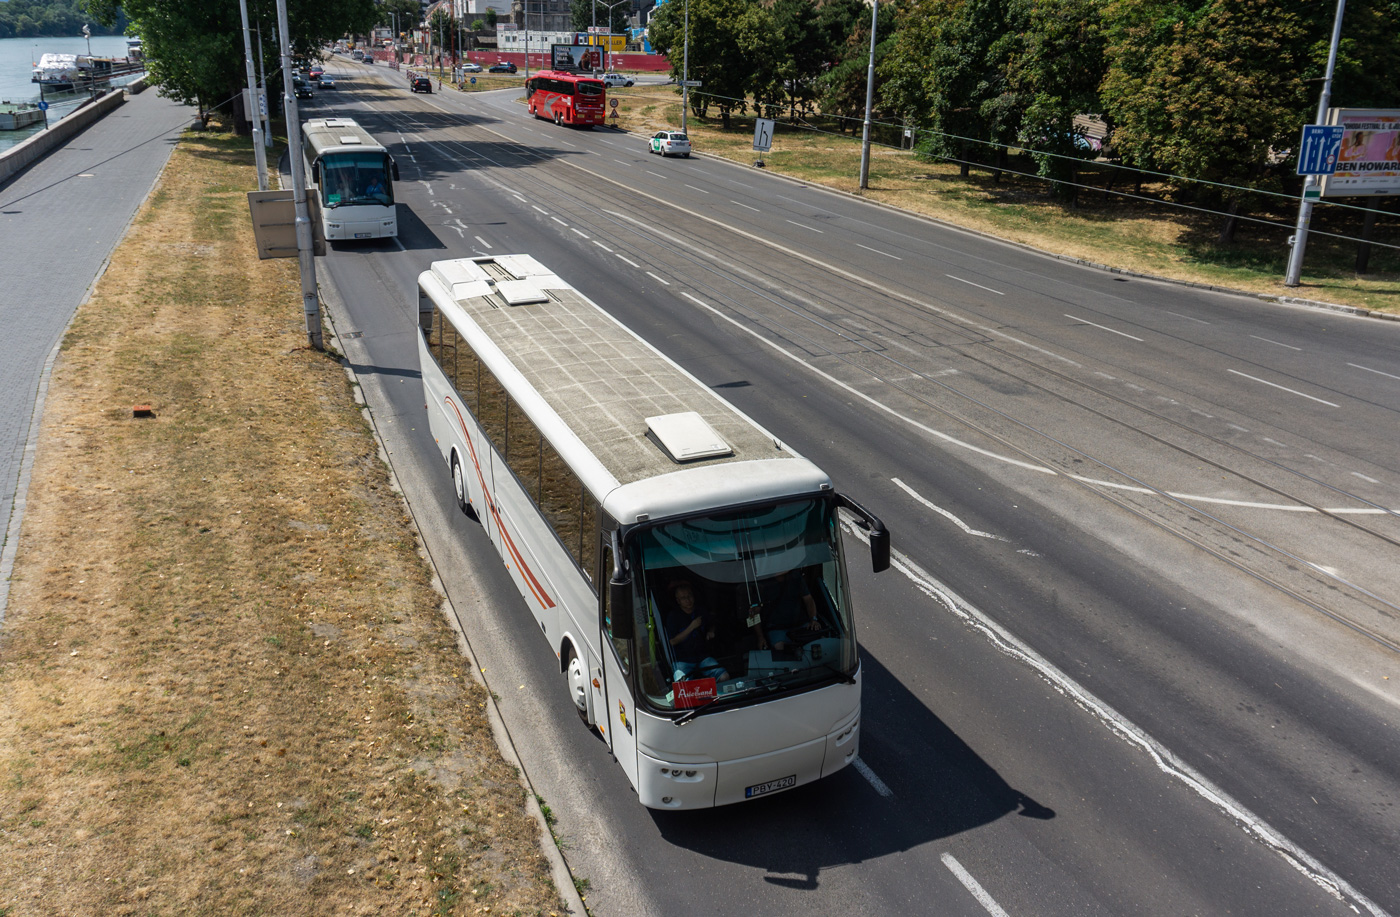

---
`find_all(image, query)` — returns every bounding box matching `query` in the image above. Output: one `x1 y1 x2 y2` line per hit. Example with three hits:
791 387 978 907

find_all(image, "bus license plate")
354 232 372 239
746 774 796 799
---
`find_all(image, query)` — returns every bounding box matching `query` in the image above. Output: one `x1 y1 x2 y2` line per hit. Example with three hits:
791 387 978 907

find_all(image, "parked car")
462 62 483 73
599 72 634 88
410 74 432 93
488 61 517 73
649 130 691 158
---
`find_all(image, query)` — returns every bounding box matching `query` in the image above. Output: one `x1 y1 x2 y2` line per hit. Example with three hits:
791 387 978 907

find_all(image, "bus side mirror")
391 159 400 181
609 577 634 640
869 524 890 573
311 162 320 184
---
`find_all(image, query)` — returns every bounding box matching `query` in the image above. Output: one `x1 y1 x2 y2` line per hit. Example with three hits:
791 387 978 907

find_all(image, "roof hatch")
646 412 732 462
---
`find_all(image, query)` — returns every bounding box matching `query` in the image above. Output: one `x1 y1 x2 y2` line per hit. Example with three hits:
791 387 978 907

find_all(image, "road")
302 58 1400 916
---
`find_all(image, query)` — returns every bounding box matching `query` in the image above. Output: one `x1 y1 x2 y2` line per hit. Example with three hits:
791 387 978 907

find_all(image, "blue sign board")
1297 124 1346 176
37 101 48 111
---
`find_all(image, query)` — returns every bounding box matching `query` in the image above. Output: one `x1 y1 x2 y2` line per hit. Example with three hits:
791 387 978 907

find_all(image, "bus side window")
601 542 629 673
539 439 595 584
428 305 443 363
440 315 457 392
455 328 480 417
506 400 542 502
477 361 509 453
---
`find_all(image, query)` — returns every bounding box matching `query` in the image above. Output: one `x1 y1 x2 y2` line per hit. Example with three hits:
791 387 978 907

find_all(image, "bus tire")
565 646 590 723
451 452 470 514
554 111 561 126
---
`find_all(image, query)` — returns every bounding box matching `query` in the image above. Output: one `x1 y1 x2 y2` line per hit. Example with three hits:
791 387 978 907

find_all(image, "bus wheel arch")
450 450 472 515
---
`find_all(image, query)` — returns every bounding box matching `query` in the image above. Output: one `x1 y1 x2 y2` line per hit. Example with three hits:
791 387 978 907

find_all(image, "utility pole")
1284 0 1347 287
256 24 272 149
858 0 879 190
239 0 268 190
275 0 322 350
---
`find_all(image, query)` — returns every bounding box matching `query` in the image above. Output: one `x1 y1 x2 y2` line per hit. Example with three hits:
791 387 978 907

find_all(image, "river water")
0 35 139 152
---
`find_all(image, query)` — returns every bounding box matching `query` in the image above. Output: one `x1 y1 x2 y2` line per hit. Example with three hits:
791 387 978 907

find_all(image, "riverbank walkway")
0 87 190 619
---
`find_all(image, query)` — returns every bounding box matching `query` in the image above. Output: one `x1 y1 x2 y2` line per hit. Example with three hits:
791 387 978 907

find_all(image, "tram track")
327 79 1400 655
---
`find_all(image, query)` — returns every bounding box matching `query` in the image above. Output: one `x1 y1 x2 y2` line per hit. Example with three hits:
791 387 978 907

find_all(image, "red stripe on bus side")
445 397 556 610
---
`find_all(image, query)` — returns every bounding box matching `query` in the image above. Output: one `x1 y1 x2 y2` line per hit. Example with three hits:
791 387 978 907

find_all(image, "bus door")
599 540 639 785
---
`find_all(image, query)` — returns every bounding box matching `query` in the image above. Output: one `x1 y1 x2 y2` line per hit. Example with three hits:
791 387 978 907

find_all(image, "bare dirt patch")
0 131 565 916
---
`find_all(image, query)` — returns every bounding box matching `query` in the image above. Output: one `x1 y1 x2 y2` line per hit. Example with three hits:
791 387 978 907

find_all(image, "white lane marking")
674 292 1396 515
613 159 629 166
532 205 549 215
857 243 901 260
1066 314 1144 342
1251 334 1302 351
557 138 576 147
1227 370 1339 407
892 478 1007 541
1352 471 1380 484
474 235 492 249
645 271 670 286
1163 310 1211 325
571 228 588 238
948 274 1003 295
728 179 755 190
513 194 527 203
786 219 824 233
853 757 893 797
597 138 616 146
552 217 567 226
1349 362 1400 381
593 241 614 252
683 183 710 194
941 854 1010 917
853 531 1387 917
616 254 640 268
730 200 761 212
645 170 665 179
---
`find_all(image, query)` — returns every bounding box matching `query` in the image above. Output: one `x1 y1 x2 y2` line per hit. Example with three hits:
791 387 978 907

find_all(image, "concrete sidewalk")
0 88 191 621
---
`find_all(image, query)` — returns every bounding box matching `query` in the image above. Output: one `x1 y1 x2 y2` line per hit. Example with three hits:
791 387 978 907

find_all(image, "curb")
315 271 590 917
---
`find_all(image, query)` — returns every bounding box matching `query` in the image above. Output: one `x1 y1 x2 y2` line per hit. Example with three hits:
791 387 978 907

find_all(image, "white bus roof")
302 118 388 156
420 257 830 522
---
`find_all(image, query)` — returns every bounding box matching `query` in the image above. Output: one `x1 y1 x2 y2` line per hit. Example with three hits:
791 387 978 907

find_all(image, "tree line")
0 0 127 38
648 0 1400 237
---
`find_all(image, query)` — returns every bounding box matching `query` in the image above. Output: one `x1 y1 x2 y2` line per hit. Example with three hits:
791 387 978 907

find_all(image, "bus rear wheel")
554 111 562 126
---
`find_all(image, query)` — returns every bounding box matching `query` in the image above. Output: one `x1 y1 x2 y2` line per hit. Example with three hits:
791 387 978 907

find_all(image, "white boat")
0 101 43 130
32 53 79 88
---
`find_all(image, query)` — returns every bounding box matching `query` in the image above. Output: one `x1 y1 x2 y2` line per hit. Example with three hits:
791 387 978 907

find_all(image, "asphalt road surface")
299 58 1400 916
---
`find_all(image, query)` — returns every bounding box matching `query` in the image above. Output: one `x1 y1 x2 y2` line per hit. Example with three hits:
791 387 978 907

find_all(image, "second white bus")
417 255 890 809
301 117 399 241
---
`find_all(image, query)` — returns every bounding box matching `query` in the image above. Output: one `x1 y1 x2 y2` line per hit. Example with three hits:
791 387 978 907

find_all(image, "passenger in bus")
666 581 729 683
755 568 821 652
364 173 386 199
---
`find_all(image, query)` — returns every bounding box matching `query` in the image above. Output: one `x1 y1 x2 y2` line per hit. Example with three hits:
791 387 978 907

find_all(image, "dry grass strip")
0 131 563 917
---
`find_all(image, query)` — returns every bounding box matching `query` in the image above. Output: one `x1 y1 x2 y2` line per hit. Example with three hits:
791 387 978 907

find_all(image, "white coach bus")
417 256 890 809
301 117 399 240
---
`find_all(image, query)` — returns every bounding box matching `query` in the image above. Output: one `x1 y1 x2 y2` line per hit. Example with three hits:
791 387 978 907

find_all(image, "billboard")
1319 109 1400 198
550 44 603 71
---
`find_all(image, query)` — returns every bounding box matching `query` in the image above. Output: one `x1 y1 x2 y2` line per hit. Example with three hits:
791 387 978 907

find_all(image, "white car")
649 130 691 158
599 72 634 88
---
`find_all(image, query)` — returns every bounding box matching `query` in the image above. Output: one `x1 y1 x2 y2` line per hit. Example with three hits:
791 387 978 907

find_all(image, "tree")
571 0 630 35
83 0 377 127
380 0 422 33
0 0 127 38
1007 0 1106 204
427 6 457 63
649 0 770 127
817 0 902 135
1100 0 1311 241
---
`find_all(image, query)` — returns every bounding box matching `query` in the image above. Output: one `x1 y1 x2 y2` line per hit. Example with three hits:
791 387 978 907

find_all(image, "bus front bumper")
325 218 397 240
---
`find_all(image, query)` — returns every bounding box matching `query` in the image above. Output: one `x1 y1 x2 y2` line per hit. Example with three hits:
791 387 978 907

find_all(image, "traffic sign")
753 118 774 153
37 101 48 111
1297 124 1346 176
679 80 702 87
470 77 477 84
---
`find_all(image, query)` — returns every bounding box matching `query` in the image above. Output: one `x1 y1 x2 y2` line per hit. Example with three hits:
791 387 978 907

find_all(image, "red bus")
525 71 606 128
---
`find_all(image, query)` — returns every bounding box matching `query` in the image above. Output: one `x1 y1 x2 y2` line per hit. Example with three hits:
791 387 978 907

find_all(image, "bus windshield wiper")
673 678 780 726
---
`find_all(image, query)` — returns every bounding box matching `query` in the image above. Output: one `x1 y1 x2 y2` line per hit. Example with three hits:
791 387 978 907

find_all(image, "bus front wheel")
566 647 589 723
452 452 471 515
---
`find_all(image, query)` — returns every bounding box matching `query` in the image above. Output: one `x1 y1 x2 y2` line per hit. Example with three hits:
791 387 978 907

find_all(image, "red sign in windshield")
674 677 717 708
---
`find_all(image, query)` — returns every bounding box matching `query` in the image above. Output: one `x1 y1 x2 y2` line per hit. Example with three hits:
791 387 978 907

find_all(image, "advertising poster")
1320 109 1400 197
550 44 603 71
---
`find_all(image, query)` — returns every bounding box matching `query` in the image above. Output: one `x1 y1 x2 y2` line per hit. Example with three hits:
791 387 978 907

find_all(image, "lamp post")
238 0 268 190
858 0 879 190
681 0 689 134
593 0 629 72
275 0 322 350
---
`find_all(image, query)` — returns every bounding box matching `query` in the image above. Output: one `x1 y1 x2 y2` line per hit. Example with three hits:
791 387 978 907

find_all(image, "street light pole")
1284 0 1347 287
858 0 879 190
681 0 689 134
238 0 268 191
275 0 322 350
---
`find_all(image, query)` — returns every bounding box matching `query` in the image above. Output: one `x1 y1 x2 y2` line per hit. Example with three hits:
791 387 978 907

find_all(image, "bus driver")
666 582 729 683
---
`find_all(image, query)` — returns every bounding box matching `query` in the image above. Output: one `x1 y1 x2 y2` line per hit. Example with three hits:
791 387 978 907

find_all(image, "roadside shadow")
648 650 1054 888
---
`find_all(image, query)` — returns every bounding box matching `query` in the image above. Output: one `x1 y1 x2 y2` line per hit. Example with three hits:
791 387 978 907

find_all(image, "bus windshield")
576 80 603 97
631 496 856 713
319 152 393 208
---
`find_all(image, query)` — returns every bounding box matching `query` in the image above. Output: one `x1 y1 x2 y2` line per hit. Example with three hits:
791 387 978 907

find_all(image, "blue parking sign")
1297 125 1346 175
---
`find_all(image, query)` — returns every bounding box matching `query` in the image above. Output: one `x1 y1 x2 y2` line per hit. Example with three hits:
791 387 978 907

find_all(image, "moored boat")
0 102 44 131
